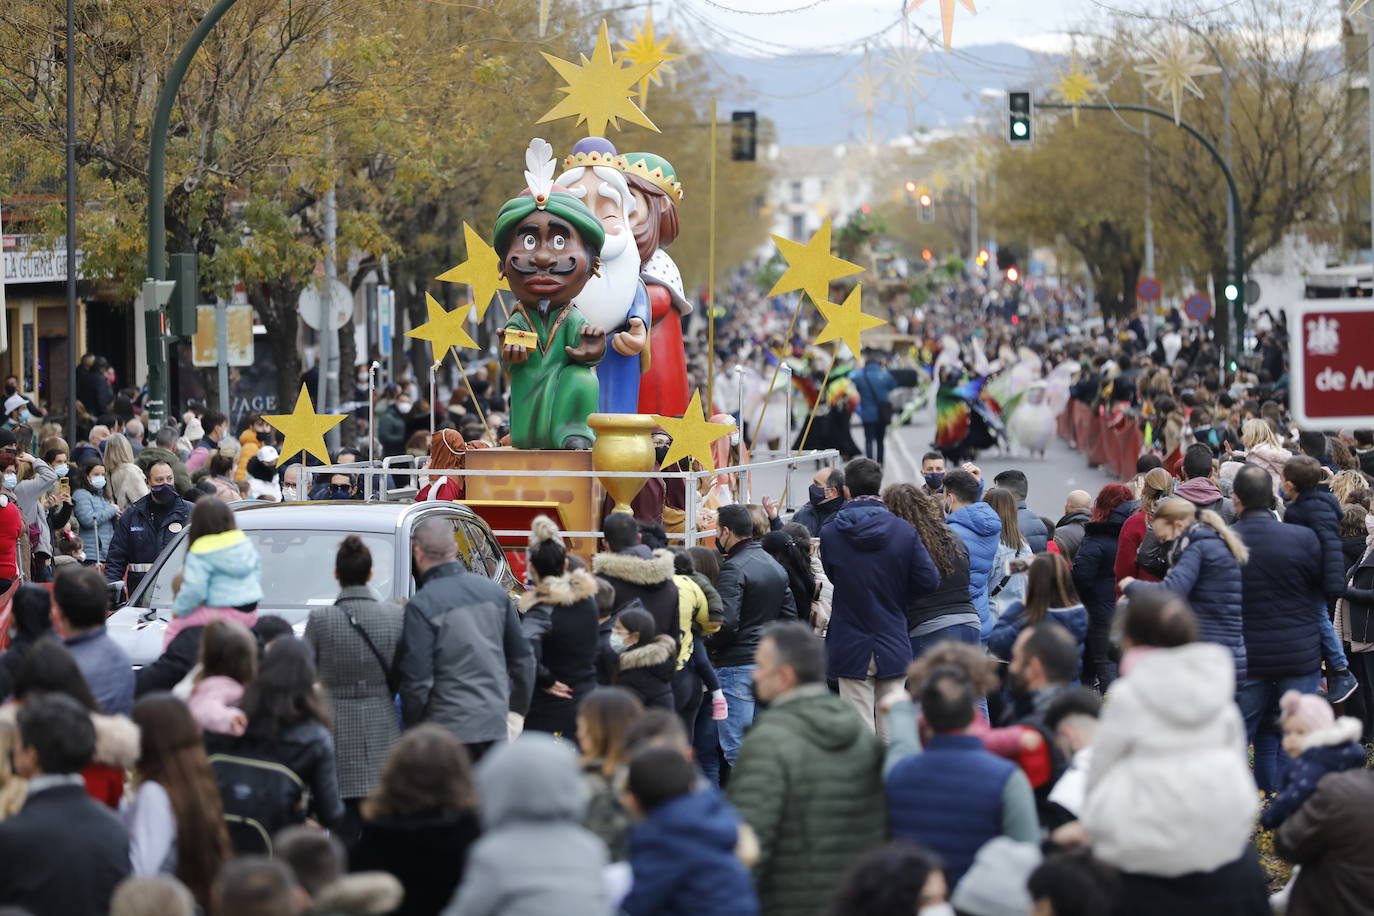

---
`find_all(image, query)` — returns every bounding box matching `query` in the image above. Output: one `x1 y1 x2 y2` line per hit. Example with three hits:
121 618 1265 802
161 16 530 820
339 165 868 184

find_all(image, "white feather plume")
523 138 556 203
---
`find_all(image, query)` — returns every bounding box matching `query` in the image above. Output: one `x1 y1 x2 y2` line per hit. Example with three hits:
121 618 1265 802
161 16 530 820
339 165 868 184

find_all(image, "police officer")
104 459 191 594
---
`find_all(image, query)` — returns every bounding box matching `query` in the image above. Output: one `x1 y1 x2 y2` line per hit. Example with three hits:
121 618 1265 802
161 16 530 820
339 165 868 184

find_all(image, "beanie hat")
256 445 280 466
1279 690 1334 733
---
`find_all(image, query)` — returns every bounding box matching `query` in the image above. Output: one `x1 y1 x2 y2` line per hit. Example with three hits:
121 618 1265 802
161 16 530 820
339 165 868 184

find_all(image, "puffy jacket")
207 718 344 828
821 499 940 679
704 540 797 669
1113 510 1160 584
172 529 264 615
946 502 1002 634
621 790 759 916
1083 643 1258 878
1341 550 1374 644
1072 501 1137 625
904 539 976 632
593 547 681 655
1175 477 1236 523
1017 502 1051 554
234 428 261 483
614 634 677 709
1125 524 1246 678
1274 768 1374 916
852 364 896 424
72 488 118 563
1284 488 1347 599
103 493 192 593
1053 510 1091 561
396 561 535 744
1231 510 1324 679
727 685 885 916
520 569 602 737
986 603 1089 668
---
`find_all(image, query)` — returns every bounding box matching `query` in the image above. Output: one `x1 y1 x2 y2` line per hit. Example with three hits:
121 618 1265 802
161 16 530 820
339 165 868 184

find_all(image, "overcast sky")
675 0 1098 54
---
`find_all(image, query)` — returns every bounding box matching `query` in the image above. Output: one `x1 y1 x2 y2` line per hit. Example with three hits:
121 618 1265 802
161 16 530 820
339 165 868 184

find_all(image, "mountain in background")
709 43 1061 146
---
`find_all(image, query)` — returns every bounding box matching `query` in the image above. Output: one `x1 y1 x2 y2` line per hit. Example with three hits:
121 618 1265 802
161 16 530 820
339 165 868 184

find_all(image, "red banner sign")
1289 300 1374 428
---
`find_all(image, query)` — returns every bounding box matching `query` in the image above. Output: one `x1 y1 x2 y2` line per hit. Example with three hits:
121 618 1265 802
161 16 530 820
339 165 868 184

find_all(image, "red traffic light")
1006 266 1020 282
1011 314 1020 325
921 248 933 261
904 180 917 193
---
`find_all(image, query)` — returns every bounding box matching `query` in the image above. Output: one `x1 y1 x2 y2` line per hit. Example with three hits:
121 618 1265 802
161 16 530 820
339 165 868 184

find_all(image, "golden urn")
588 413 659 515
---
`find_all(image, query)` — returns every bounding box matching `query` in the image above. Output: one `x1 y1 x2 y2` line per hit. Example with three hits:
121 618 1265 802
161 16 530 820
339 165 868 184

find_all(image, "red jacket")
1113 510 1160 588
416 476 462 502
0 499 22 581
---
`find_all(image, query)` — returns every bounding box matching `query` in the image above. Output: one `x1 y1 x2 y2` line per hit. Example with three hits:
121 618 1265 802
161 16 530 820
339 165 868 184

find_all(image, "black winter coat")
1285 489 1347 599
0 784 129 916
350 809 482 916
904 540 975 632
207 719 344 829
1343 550 1374 644
103 493 192 592
1073 501 1137 624
1232 510 1324 679
593 548 681 653
705 540 798 668
615 635 677 709
520 569 602 737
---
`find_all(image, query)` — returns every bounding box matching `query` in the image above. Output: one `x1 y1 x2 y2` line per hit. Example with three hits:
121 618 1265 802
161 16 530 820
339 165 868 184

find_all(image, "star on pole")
766 219 864 306
907 0 977 53
1053 53 1100 126
266 384 345 465
654 389 735 475
882 43 937 98
406 293 478 367
538 20 660 135
813 285 886 356
435 223 509 321
1135 30 1221 126
617 9 682 109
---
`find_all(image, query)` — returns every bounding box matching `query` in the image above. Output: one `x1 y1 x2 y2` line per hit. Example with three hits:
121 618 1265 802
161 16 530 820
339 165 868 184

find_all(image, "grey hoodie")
444 734 610 916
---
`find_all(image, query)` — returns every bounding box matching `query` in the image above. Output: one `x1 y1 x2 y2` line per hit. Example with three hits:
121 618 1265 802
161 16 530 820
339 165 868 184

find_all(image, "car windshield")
144 529 395 610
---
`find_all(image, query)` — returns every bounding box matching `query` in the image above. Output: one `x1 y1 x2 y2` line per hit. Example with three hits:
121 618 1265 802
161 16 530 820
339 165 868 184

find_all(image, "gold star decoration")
266 384 345 465
435 223 509 321
813 285 887 356
1053 52 1099 126
766 219 864 306
654 389 736 475
538 20 660 136
1135 30 1221 126
617 9 682 108
406 292 478 366
907 0 977 53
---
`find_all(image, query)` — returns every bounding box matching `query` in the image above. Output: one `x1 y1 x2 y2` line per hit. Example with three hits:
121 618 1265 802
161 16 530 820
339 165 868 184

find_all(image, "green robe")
504 304 602 449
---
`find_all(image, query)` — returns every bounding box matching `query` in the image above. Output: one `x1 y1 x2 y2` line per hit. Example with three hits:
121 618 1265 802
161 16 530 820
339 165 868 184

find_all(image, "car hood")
106 603 309 667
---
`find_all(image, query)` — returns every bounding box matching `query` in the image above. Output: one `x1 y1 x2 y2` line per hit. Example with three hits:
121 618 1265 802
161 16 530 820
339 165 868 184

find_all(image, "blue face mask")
53 464 69 478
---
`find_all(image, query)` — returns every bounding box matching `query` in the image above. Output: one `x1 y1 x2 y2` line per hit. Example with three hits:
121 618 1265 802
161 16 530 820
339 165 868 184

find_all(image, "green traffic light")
1012 121 1028 137
1224 283 1239 301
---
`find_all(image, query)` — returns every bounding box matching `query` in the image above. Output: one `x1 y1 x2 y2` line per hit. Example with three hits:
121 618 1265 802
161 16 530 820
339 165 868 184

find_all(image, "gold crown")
562 149 628 170
621 157 684 203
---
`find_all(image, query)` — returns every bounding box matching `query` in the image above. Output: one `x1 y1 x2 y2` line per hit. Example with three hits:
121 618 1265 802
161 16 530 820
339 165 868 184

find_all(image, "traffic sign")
1136 276 1161 303
1184 292 1212 323
1289 300 1374 428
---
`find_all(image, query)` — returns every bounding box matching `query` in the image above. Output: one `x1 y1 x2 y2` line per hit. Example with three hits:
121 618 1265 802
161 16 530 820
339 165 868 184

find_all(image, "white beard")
574 229 640 330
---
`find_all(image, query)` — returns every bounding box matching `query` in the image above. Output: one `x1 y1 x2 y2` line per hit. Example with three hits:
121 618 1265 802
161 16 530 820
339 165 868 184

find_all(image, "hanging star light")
766 219 864 307
1135 30 1221 126
266 384 345 465
617 8 682 108
435 223 509 321
813 285 886 356
906 0 977 53
538 20 660 136
1053 53 1100 126
654 389 735 475
882 43 937 99
406 292 478 366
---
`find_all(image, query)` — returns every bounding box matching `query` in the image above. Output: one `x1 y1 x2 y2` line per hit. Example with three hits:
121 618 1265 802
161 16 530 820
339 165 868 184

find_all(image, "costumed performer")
498 138 608 450
556 137 649 414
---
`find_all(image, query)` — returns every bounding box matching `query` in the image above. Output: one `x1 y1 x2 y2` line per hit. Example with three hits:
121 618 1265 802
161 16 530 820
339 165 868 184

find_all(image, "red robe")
637 283 689 417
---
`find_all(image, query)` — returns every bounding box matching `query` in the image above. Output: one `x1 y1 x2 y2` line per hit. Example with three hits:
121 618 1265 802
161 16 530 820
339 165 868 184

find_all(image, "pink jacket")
188 675 247 735
162 605 259 649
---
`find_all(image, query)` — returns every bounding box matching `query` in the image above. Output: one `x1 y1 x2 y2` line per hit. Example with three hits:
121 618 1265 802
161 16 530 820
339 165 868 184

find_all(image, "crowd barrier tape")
1058 402 1143 482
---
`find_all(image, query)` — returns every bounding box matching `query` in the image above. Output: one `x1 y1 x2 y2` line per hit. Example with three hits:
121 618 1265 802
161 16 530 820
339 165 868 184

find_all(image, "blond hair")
1242 418 1282 452
1154 498 1249 564
1332 470 1366 507
1140 467 1175 518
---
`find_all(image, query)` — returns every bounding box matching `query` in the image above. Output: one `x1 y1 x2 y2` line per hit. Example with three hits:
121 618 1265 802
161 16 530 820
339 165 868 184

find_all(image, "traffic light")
167 252 198 337
731 111 757 162
917 190 934 223
1008 91 1032 145
1224 282 1240 305
1006 266 1020 283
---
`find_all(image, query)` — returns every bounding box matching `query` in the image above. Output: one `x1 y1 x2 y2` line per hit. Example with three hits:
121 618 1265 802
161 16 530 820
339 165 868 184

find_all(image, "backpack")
209 751 306 854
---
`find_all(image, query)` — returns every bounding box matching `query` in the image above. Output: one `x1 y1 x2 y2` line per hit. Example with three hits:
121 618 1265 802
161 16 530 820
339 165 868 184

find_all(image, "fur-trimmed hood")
92 712 141 768
616 634 676 671
518 568 599 611
312 872 405 915
593 548 675 587
1299 716 1364 751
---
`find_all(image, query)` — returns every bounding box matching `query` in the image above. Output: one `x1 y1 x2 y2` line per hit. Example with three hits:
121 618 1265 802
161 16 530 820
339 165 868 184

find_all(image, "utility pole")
321 12 340 452
65 0 77 444
1366 8 1374 269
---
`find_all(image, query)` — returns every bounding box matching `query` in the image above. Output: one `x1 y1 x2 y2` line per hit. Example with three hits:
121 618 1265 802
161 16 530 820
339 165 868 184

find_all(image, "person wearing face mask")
942 470 1002 641
104 459 192 595
1 394 33 431
377 394 411 458
184 410 228 473
789 467 845 538
0 455 26 591
233 414 275 483
317 474 359 502
71 460 119 566
9 450 58 582
920 452 947 496
1337 504 1374 742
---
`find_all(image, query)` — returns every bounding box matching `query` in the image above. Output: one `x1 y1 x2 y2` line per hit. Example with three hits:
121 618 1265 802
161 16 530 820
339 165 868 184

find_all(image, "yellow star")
654 390 735 475
406 292 477 366
436 223 509 320
617 9 682 108
1054 53 1099 126
907 0 977 53
265 384 345 466
813 285 887 356
1135 30 1221 125
538 20 660 136
767 219 864 306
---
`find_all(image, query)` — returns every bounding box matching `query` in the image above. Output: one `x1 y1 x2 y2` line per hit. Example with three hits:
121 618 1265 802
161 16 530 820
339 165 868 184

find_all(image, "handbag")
337 597 400 695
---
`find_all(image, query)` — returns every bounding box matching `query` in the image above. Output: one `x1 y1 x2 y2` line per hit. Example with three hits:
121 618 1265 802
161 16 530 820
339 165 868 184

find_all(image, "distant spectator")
110 876 196 916
212 857 308 916
823 841 948 916
57 566 134 717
